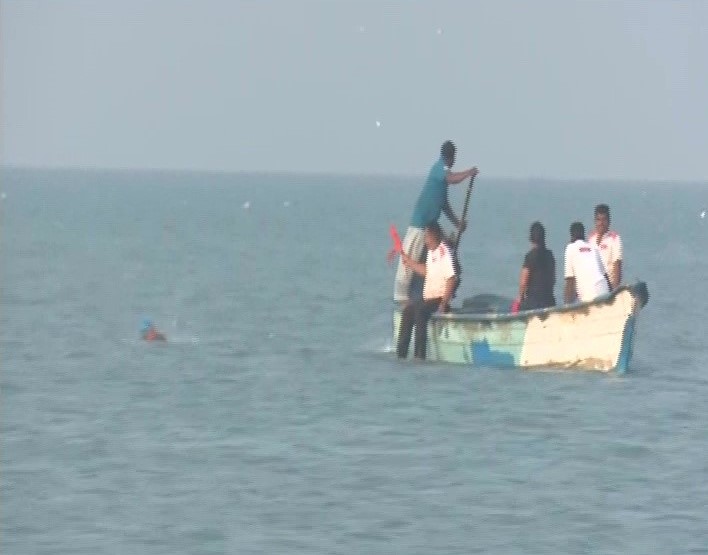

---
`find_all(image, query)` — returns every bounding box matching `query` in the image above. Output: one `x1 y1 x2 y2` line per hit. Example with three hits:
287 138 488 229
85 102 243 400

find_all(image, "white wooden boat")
393 282 649 373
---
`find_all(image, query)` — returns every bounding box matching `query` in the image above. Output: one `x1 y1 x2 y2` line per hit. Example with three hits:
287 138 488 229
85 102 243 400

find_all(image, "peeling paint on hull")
393 282 649 373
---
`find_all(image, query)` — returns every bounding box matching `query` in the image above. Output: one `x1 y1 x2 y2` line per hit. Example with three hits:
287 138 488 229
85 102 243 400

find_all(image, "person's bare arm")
564 277 577 304
401 252 426 277
439 276 458 312
518 267 530 300
611 260 622 289
446 166 478 185
442 200 465 231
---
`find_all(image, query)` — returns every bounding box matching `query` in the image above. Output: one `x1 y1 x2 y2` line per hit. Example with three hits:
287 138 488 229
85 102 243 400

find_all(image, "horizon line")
1 163 707 186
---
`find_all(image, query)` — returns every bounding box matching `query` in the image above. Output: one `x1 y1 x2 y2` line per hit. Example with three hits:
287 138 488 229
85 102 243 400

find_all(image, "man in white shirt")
564 222 610 304
397 222 459 360
588 203 623 289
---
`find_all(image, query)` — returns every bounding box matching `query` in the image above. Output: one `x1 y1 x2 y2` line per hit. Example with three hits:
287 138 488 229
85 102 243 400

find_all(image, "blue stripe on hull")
615 315 636 374
471 339 516 367
426 318 527 366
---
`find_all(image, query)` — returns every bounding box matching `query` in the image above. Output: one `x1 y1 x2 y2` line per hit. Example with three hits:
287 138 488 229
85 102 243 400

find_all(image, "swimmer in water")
141 319 166 341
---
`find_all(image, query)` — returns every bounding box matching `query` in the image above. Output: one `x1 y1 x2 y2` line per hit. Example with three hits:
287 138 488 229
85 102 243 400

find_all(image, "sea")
1 167 707 554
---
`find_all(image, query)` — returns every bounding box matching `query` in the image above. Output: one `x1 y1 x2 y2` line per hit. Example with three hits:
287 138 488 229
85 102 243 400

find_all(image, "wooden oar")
452 174 476 256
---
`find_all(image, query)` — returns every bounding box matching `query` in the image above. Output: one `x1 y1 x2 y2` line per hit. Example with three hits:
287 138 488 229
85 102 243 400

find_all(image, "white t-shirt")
423 242 457 300
564 239 609 302
588 230 623 279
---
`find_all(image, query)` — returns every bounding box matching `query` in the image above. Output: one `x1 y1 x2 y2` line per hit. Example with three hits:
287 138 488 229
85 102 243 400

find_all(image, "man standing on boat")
564 222 611 304
393 140 478 305
588 203 623 289
397 222 458 360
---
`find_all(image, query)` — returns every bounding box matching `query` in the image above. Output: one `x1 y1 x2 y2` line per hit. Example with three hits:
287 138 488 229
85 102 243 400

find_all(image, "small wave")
118 335 200 346
358 336 396 355
63 349 97 360
379 339 395 353
165 335 200 345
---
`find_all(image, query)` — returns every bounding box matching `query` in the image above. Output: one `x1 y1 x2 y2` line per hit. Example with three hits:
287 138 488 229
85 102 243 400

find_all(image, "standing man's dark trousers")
396 298 442 360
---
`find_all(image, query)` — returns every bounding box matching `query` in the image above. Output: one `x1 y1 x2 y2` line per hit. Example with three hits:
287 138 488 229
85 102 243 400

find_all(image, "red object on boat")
386 224 404 264
390 224 402 253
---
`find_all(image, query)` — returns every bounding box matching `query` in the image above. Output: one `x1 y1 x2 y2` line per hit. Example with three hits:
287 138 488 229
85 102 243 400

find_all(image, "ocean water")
1 168 707 554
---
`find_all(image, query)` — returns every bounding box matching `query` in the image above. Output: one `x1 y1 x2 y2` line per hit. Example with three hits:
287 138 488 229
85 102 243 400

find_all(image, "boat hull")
393 282 649 373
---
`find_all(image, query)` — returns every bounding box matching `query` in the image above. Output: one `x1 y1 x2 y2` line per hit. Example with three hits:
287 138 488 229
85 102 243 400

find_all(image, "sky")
1 0 707 180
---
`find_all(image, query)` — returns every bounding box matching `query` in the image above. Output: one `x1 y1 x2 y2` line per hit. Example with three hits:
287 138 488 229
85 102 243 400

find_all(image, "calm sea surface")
2 168 707 554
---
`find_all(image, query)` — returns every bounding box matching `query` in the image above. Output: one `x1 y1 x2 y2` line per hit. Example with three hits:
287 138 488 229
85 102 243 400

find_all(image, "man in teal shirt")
394 140 478 303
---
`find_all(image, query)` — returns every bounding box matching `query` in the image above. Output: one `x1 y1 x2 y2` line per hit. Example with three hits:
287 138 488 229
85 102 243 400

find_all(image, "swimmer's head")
140 318 152 333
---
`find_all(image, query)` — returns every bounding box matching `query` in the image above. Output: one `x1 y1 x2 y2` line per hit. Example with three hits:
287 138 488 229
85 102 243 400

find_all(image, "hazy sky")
2 1 707 180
